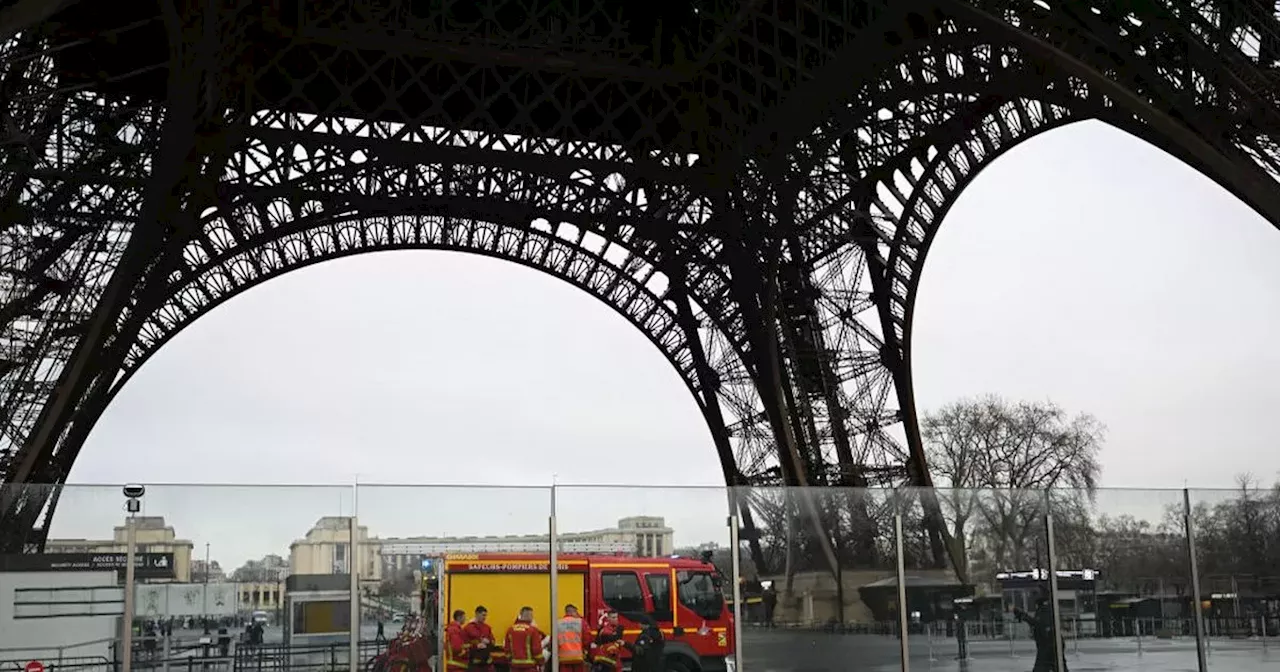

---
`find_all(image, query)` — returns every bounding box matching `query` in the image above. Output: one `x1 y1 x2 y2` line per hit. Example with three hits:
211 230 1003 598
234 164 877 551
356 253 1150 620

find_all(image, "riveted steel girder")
2 0 1280 578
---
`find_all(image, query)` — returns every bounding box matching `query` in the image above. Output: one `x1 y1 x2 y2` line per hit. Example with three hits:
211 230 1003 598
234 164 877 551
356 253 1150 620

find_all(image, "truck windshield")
677 570 724 620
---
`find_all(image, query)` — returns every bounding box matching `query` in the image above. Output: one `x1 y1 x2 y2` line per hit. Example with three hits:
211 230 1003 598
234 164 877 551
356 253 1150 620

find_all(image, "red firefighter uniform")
462 618 497 671
589 613 625 672
443 620 468 670
502 618 545 671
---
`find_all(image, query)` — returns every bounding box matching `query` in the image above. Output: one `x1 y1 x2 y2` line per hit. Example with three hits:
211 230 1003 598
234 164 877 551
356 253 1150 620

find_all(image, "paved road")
738 628 1280 671
159 624 1279 671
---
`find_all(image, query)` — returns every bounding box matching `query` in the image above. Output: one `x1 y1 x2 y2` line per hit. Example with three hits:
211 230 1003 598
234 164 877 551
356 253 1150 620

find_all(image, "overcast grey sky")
49 121 1280 568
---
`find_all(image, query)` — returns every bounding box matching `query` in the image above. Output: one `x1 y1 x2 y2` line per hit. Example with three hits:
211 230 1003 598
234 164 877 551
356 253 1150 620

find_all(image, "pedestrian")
217 624 231 657
762 584 777 627
377 618 386 644
1013 597 1068 672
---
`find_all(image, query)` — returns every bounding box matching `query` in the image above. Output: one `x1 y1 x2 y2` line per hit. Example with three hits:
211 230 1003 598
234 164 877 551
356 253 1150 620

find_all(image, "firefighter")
588 610 625 672
443 610 468 671
503 607 545 672
463 606 497 671
555 605 587 672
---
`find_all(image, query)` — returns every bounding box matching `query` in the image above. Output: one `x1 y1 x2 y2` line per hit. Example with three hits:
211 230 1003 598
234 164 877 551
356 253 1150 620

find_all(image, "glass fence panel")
2 484 130 670
554 486 732 672
1049 488 1199 670
898 487 1050 671
141 484 357 671
356 485 552 672
730 486 902 672
1190 486 1280 671
3 483 359 672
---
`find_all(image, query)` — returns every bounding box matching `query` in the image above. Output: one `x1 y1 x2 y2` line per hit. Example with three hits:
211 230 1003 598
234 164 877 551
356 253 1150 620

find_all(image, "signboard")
0 553 177 579
25 661 44 672
445 557 588 573
995 568 1098 590
136 582 238 618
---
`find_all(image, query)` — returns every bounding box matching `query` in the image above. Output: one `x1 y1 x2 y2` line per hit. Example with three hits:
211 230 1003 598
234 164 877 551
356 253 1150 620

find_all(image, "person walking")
1013 597 1068 672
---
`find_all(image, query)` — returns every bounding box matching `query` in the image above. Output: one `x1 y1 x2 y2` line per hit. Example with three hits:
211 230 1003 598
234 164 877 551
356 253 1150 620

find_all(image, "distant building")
377 515 675 574
289 515 675 588
236 580 287 613
44 517 194 582
232 555 289 583
191 559 226 583
289 517 381 590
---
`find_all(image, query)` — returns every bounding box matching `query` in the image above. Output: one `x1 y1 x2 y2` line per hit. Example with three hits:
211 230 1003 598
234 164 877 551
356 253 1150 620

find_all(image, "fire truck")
381 540 737 672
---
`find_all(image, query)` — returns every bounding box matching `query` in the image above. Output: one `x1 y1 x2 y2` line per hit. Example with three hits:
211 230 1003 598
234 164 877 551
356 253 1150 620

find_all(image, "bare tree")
922 396 1104 582
1187 474 1280 595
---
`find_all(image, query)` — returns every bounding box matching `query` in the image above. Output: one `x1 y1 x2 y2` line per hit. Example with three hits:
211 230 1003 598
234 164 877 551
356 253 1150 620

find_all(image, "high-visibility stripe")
670 567 678 628
557 617 584 662
589 627 731 636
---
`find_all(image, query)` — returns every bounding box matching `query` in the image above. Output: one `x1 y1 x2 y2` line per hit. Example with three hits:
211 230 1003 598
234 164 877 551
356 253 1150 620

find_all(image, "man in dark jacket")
628 614 664 672
1013 598 1067 672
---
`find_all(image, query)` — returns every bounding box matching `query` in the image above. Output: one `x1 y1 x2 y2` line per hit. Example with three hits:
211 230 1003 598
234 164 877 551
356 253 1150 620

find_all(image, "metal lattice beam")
2 0 1280 577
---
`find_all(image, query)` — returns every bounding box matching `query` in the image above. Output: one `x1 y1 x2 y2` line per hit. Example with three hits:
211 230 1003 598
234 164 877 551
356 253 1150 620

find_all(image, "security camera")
123 484 145 499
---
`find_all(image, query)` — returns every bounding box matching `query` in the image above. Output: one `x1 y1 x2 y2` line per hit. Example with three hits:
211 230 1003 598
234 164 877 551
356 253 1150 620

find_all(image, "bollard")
1008 617 1017 658
1137 623 1143 657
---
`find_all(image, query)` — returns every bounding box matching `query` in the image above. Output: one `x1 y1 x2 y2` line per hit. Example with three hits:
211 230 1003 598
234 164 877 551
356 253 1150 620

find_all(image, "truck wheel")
664 658 695 672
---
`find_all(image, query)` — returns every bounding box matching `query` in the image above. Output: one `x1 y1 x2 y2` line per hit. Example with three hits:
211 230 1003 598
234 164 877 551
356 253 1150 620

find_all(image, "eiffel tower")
2 1 1280 577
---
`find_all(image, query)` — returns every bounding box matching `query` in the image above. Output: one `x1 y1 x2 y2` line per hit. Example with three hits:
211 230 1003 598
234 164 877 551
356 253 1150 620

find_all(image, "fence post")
549 485 559 672
349 493 359 672
1183 489 1208 672
893 489 910 672
435 559 446 672
122 515 138 672
727 492 744 672
1044 492 1066 671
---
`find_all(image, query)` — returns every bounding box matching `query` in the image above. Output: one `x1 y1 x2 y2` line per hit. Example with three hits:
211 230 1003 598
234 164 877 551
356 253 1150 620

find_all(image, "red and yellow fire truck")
392 540 737 672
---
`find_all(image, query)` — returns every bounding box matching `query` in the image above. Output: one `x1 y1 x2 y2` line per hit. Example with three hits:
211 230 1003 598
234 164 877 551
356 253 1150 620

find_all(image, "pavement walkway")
739 628 1279 671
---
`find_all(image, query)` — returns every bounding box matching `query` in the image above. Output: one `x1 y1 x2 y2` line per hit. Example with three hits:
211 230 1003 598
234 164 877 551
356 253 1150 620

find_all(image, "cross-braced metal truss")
3 0 1280 575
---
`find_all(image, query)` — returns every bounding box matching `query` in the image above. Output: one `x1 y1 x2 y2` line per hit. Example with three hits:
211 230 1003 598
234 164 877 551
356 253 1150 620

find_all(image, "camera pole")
121 486 144 672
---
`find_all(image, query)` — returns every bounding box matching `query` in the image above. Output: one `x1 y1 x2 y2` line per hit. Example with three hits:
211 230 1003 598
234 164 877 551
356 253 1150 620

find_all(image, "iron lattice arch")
3 0 1280 575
